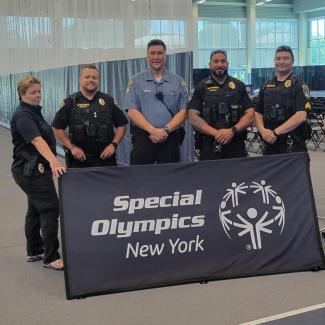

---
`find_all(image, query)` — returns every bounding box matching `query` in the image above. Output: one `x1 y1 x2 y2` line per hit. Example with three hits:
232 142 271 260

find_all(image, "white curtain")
0 0 193 75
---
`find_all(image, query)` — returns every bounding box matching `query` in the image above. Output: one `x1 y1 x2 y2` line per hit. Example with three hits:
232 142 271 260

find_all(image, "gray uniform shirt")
124 68 188 128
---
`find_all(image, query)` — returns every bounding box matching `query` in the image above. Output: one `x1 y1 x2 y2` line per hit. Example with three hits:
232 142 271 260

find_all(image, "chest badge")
99 98 105 106
285 80 292 88
229 81 236 89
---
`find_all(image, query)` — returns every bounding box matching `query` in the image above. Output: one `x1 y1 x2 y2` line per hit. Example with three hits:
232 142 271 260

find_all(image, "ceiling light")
196 0 207 4
256 0 272 5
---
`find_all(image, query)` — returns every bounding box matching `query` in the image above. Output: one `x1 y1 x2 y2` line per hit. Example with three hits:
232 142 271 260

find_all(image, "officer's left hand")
50 158 66 177
100 144 115 160
215 128 234 145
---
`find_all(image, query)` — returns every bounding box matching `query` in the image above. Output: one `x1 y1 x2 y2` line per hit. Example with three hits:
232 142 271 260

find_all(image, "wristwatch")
231 126 238 135
163 126 171 134
272 130 278 137
111 142 118 149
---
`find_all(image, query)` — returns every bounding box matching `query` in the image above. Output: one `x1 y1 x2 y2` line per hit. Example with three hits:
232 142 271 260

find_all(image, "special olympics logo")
218 180 285 250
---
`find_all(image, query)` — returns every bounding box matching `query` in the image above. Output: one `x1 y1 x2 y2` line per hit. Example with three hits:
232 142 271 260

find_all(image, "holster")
22 155 39 177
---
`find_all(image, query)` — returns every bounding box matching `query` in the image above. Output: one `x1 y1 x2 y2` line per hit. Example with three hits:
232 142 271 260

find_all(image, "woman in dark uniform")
10 76 66 271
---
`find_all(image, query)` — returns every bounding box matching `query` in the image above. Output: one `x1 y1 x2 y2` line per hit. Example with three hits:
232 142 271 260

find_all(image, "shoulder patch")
302 83 310 99
181 79 188 90
114 98 119 106
305 102 311 110
126 79 133 95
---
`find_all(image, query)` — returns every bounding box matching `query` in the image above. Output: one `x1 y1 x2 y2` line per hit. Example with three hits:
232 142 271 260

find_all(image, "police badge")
99 98 105 106
37 163 45 174
229 81 236 89
284 80 292 88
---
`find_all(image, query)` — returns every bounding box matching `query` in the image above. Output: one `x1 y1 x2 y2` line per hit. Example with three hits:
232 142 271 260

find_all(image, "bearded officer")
52 64 128 167
188 49 254 160
255 45 311 155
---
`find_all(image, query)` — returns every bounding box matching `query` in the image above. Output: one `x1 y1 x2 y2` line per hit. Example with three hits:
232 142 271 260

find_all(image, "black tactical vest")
263 78 295 129
202 78 242 129
68 93 114 145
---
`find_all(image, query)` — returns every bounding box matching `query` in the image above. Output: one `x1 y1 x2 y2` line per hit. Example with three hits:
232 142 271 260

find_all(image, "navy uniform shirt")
124 68 188 128
10 101 56 168
189 74 253 113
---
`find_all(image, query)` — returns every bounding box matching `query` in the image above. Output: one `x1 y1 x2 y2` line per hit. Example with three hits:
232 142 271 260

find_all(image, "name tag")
143 89 152 93
77 103 90 108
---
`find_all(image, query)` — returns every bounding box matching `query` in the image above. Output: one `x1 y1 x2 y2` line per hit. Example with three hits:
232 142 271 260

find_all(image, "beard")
211 68 228 79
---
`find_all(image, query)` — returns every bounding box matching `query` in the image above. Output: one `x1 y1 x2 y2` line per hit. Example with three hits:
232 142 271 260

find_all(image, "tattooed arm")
188 109 219 138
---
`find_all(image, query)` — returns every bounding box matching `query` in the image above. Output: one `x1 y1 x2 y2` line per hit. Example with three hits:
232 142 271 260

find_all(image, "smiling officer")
124 39 188 165
255 45 311 155
188 49 254 160
52 64 128 167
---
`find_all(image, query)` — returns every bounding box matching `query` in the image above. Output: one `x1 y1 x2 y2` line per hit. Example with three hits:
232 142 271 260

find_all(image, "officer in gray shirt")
124 39 188 165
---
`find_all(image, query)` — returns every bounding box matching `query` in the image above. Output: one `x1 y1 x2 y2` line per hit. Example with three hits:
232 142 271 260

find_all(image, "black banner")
59 152 325 299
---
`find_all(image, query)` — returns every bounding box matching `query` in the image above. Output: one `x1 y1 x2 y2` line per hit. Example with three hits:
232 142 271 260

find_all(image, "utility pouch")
87 124 97 138
230 104 239 123
72 125 86 143
97 124 110 143
265 104 278 121
218 102 228 115
277 105 285 121
211 108 218 126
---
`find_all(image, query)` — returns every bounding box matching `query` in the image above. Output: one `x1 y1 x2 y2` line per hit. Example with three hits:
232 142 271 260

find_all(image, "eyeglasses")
210 49 227 59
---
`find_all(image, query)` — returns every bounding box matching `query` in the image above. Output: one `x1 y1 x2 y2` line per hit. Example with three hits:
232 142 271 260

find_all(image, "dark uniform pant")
131 132 180 165
11 170 60 264
199 137 247 160
65 151 116 168
263 138 307 155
